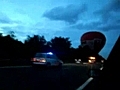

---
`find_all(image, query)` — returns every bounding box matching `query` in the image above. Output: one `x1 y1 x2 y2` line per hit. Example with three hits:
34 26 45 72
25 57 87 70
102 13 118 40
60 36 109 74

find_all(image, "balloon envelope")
81 31 106 53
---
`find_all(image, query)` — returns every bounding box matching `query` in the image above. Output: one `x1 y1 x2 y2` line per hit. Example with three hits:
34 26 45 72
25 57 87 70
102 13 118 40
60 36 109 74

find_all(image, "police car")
31 52 63 67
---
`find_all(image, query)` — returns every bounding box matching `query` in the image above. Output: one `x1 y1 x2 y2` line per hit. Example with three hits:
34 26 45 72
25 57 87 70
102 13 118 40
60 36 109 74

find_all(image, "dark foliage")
0 32 104 64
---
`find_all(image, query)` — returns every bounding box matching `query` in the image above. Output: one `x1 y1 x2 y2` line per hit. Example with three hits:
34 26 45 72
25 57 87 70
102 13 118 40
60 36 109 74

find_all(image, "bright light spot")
75 59 77 61
75 59 81 63
101 60 104 63
88 60 92 63
89 57 96 60
100 67 103 70
47 52 53 55
78 59 81 61
41 59 46 62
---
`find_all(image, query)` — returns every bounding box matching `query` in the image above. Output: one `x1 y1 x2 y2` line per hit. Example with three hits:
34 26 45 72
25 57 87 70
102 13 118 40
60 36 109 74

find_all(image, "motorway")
0 63 100 90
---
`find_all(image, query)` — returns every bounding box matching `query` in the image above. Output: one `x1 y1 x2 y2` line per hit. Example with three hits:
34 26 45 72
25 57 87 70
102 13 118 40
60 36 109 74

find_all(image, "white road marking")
0 66 31 68
76 77 93 90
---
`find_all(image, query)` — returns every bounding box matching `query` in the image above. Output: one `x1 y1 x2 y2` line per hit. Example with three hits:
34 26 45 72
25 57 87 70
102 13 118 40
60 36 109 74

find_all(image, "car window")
35 53 45 57
47 54 57 59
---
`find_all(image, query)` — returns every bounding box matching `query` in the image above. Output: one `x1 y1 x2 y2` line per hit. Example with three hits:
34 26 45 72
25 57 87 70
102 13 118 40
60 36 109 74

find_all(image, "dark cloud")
95 0 120 13
71 21 103 30
94 0 120 23
71 19 120 32
72 0 120 32
43 4 87 24
98 23 120 31
109 0 120 12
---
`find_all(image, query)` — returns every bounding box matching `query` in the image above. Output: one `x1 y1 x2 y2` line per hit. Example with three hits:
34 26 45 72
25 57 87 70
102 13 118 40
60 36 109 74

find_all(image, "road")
0 63 100 90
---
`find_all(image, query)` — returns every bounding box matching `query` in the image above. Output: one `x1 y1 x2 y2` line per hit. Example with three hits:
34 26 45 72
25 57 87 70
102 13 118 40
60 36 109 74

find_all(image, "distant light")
100 67 103 70
78 59 81 61
101 60 104 63
89 56 96 60
75 59 77 61
88 60 92 63
75 59 81 63
47 52 53 55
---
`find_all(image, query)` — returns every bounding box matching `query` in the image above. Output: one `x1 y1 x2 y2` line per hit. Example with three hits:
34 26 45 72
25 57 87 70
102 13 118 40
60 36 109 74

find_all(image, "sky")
0 0 120 59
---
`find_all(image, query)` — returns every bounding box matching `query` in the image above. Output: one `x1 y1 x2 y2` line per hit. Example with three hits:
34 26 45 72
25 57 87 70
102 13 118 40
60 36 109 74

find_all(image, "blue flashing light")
47 52 53 55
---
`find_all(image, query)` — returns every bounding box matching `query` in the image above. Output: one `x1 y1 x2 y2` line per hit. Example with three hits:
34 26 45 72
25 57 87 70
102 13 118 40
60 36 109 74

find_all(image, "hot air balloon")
81 31 106 54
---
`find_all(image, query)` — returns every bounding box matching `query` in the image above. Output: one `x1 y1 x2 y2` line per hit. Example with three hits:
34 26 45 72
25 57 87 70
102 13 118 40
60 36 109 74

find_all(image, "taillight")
31 58 36 61
39 58 46 62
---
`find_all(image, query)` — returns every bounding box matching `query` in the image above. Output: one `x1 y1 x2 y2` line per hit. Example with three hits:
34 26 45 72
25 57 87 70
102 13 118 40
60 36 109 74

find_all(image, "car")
75 59 82 64
88 56 96 64
31 52 63 67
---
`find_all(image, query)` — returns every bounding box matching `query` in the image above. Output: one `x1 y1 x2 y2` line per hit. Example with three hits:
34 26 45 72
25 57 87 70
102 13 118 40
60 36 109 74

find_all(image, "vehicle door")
46 54 55 65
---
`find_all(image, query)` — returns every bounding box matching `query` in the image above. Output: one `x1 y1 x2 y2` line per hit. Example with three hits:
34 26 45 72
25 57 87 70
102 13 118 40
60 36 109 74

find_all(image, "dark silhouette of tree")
24 35 49 58
8 31 16 39
50 37 71 52
0 32 24 60
0 31 105 65
50 37 72 62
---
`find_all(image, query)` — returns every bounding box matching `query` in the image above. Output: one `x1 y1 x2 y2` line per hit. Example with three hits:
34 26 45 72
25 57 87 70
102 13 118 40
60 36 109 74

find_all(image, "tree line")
0 32 104 63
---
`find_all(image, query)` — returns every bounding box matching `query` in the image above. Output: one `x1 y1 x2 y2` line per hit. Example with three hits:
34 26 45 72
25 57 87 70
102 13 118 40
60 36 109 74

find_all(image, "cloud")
43 4 87 24
70 0 120 32
98 23 120 31
107 0 120 12
94 0 120 23
71 20 120 32
0 12 12 24
71 21 102 30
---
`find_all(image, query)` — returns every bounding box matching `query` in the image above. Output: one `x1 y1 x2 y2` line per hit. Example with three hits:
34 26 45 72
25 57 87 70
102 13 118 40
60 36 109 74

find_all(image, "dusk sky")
0 0 120 59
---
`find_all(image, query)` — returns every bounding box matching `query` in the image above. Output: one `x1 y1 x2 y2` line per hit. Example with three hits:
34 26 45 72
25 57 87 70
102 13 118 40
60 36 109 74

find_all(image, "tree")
24 35 48 58
50 36 72 62
0 33 24 59
7 31 16 39
50 37 71 52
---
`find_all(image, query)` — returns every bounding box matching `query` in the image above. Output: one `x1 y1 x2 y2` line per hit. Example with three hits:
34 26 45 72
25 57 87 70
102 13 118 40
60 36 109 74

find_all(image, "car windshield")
47 54 58 59
0 0 119 90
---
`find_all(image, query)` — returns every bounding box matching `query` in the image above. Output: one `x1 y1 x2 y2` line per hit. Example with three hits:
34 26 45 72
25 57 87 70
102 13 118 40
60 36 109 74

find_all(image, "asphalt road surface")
0 64 97 90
